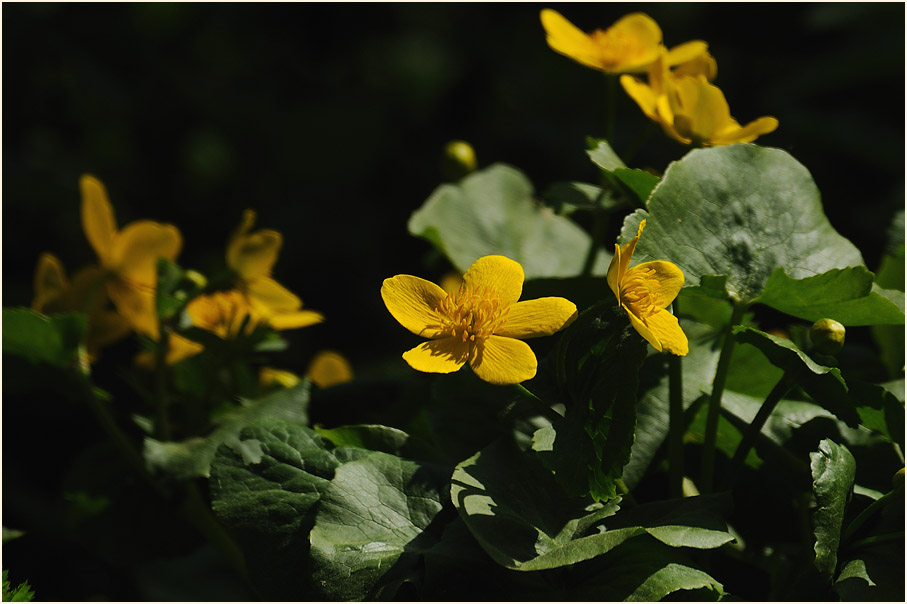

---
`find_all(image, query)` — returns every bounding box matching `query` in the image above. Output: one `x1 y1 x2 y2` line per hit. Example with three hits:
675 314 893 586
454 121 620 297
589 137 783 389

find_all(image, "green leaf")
145 380 312 480
534 303 649 501
586 139 661 204
452 437 635 571
2 528 25 544
756 267 904 325
209 417 350 599
567 536 725 601
541 181 626 216
408 163 610 279
586 138 626 171
872 245 906 377
613 168 660 204
308 451 449 600
606 493 736 550
811 438 856 578
314 424 409 456
626 144 864 303
732 326 860 427
2 308 87 370
2 570 34 602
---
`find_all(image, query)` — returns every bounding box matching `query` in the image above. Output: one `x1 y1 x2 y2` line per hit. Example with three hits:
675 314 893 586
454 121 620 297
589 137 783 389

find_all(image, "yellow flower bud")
441 140 477 182
810 318 846 355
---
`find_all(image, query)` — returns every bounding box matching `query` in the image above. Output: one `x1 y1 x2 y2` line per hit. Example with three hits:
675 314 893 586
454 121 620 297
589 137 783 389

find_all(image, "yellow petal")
107 280 159 338
469 335 537 385
462 255 524 304
381 274 447 338
32 253 69 312
606 13 663 73
642 309 689 356
496 297 577 339
620 74 660 120
269 309 324 330
623 260 684 311
607 243 623 301
673 48 717 81
709 116 779 146
664 41 709 69
110 221 182 286
402 337 469 374
80 174 118 265
540 9 603 70
671 76 733 142
260 367 301 389
246 276 302 315
167 333 204 364
307 350 354 388
226 210 282 280
625 304 663 351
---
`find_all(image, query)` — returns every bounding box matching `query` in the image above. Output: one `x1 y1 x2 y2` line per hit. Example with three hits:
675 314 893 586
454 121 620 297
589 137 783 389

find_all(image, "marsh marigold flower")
540 9 706 75
620 52 778 146
306 350 354 388
608 220 688 355
80 174 183 338
32 252 132 359
382 255 577 385
226 209 323 330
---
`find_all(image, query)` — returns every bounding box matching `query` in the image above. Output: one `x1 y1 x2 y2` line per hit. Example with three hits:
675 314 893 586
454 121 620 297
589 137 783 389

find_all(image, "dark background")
2 3 904 600
3 2 904 372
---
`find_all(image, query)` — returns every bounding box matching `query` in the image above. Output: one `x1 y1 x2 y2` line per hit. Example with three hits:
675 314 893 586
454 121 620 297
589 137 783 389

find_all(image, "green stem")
604 74 617 145
667 352 685 499
155 321 172 441
512 383 562 424
700 302 747 493
842 489 900 545
847 531 905 552
727 371 798 485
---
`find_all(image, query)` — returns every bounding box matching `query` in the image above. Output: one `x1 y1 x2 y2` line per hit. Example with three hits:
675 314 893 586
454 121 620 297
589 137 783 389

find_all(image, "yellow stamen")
431 284 511 344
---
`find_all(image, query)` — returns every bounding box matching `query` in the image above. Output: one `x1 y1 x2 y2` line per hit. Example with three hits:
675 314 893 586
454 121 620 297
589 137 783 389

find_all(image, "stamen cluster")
432 284 510 343
621 266 665 317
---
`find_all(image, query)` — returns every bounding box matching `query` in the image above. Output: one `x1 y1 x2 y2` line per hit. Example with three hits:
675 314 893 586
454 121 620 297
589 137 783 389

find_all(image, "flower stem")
842 489 901 546
604 74 617 145
700 302 747 493
155 320 172 441
727 370 798 486
512 383 562 424
667 346 685 498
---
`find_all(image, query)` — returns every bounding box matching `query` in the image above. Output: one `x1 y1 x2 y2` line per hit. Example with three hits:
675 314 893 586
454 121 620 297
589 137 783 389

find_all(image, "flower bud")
441 140 477 182
184 270 208 289
894 467 904 491
810 318 845 355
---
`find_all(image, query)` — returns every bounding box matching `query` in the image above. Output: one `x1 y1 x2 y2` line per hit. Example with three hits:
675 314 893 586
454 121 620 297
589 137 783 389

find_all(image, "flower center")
621 267 666 317
432 284 511 343
592 28 647 68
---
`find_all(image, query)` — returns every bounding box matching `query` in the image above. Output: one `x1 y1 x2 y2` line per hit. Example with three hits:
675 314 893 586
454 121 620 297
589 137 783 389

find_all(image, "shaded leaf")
408 163 610 279
811 439 856 578
2 308 87 371
314 424 409 456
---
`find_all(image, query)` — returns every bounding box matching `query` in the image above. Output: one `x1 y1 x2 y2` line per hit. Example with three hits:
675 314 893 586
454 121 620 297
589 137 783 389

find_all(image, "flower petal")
463 255 524 304
664 41 709 68
307 350 354 388
80 174 118 265
620 74 660 121
540 9 603 70
111 221 182 286
226 210 282 280
607 243 622 301
642 309 689 356
670 76 733 143
32 253 69 312
469 335 538 385
269 309 324 331
246 276 302 315
402 337 469 374
623 260 684 311
710 116 779 146
496 297 577 339
625 304 663 352
107 280 159 338
607 13 663 72
381 274 448 337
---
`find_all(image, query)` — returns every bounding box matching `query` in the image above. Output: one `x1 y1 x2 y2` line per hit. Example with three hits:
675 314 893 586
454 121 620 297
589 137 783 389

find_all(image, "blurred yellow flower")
80 174 182 338
31 252 132 359
226 209 324 330
382 255 577 385
540 9 706 74
260 367 301 390
306 350 354 388
607 220 688 355
620 52 778 146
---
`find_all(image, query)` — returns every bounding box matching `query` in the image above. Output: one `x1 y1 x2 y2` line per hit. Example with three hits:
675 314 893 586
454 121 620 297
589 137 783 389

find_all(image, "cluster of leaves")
3 9 904 603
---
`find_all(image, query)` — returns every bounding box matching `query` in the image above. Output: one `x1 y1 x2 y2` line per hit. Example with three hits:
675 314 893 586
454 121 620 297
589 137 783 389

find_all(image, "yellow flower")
620 52 778 146
260 367 301 390
306 350 354 388
31 252 132 359
382 255 577 385
540 9 706 74
607 220 688 355
80 174 183 338
226 209 323 330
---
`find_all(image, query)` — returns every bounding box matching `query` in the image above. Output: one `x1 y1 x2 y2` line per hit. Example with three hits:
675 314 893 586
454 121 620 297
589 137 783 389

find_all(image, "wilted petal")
496 297 577 339
469 335 538 385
